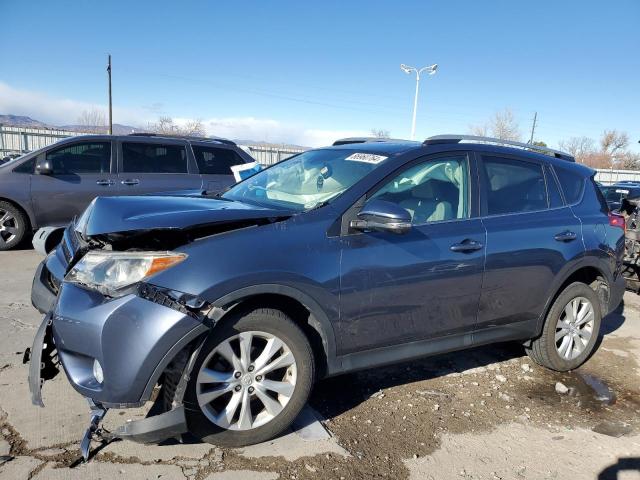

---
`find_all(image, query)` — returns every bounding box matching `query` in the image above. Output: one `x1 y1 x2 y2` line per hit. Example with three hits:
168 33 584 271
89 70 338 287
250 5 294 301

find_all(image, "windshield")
223 149 390 211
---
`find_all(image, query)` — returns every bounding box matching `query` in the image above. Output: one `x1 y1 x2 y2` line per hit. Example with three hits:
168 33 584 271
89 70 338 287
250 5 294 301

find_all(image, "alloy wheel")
555 296 594 360
0 209 19 247
196 330 297 431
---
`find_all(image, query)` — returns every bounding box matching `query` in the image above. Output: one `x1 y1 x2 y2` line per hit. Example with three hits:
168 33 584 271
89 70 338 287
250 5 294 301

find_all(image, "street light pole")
400 63 438 140
107 54 113 135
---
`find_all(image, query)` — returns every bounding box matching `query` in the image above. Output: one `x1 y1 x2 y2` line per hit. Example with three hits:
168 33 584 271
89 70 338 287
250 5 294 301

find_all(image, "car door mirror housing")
350 199 412 234
35 157 53 175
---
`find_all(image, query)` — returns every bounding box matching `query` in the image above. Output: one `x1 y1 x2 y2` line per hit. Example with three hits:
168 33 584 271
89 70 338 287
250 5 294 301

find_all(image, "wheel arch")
532 261 609 340
0 196 34 231
210 285 338 378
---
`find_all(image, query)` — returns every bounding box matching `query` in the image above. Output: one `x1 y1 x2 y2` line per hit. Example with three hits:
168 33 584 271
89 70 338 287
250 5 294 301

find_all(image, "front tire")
184 307 314 447
0 201 28 251
526 282 602 371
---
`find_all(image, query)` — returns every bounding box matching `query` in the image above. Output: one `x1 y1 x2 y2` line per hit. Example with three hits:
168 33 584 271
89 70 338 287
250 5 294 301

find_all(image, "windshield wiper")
306 200 331 211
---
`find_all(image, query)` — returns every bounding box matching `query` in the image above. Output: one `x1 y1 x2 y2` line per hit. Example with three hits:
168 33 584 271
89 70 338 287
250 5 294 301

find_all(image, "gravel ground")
0 249 639 479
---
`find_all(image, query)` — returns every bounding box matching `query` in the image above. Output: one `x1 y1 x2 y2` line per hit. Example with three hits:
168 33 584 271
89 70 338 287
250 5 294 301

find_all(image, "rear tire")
526 282 602 371
0 201 28 251
184 307 314 447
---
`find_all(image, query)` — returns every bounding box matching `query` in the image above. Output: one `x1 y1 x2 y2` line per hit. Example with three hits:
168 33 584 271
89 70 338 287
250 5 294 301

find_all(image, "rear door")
191 144 246 193
476 154 584 339
30 140 117 226
117 139 202 195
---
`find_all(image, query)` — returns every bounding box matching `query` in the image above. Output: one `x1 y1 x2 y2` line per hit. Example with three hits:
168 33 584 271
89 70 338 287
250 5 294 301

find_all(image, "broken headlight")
65 251 187 297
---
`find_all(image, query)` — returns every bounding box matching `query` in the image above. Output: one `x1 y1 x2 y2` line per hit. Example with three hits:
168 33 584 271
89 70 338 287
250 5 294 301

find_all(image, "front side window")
193 146 244 175
46 142 111 175
122 142 187 173
370 155 469 224
482 156 547 215
223 149 390 211
12 158 36 174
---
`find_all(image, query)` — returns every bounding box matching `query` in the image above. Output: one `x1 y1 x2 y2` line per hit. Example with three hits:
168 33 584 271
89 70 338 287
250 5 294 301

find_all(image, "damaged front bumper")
28 259 211 458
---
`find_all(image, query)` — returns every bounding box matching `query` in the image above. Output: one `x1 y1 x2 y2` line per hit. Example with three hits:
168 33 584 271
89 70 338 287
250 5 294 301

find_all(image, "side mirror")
35 157 53 175
350 199 412 234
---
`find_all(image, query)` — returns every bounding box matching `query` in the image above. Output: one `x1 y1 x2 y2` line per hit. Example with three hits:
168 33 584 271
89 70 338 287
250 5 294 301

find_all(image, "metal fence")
594 169 640 185
0 125 85 155
0 125 306 165
244 144 306 165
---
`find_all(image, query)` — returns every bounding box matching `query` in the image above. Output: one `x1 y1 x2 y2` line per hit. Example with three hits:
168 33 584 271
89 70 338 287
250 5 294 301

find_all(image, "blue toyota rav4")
28 135 625 457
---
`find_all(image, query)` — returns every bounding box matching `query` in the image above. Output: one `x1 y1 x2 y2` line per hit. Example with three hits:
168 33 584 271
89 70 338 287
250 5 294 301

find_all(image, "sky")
0 0 638 149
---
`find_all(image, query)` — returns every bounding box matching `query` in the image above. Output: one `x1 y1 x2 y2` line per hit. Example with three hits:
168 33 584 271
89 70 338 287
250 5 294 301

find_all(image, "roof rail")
127 132 236 146
332 136 412 146
423 135 575 162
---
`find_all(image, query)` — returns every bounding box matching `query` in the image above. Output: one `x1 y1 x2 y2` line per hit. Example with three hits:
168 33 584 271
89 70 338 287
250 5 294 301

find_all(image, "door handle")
450 239 484 253
121 179 140 186
96 179 115 186
554 231 577 242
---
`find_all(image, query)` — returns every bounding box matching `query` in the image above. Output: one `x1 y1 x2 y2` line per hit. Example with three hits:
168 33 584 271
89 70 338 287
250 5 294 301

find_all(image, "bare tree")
600 130 629 156
148 116 205 137
468 124 488 137
468 108 521 141
77 109 107 133
558 131 635 169
558 137 595 162
370 128 390 139
490 108 521 141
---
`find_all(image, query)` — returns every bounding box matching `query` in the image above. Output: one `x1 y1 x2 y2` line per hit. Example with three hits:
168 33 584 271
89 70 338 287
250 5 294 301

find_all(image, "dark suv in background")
28 135 625 458
0 134 254 250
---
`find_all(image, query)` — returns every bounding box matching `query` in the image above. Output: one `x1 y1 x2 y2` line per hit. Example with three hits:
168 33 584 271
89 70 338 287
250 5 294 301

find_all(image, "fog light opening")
93 359 104 384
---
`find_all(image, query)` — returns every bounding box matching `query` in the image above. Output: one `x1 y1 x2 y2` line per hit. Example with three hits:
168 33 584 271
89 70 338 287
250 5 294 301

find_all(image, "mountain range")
0 114 308 149
0 114 144 135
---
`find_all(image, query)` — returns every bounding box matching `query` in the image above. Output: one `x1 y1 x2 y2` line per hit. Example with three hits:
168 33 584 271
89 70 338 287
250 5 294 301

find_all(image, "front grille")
61 224 84 266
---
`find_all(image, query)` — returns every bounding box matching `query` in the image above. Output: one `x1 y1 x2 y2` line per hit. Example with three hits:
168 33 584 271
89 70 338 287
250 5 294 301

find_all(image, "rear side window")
192 146 244 175
46 142 111 174
554 165 584 204
122 142 187 173
481 156 547 215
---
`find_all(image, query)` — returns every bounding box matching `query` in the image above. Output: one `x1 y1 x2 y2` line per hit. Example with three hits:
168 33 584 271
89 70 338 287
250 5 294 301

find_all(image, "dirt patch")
4 340 638 480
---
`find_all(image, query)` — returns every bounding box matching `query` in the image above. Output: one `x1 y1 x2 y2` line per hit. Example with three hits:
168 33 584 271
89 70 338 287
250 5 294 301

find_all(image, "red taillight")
609 212 626 231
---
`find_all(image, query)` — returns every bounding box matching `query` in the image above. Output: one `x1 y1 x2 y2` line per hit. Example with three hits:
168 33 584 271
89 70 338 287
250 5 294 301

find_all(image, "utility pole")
107 54 113 135
528 111 537 144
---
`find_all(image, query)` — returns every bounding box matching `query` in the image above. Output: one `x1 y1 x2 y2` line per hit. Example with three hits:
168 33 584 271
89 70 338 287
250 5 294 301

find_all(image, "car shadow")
598 457 640 479
310 341 525 422
600 300 627 336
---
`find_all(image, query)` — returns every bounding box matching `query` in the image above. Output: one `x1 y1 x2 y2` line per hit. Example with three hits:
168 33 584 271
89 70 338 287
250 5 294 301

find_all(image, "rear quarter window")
554 165 584 204
591 178 610 212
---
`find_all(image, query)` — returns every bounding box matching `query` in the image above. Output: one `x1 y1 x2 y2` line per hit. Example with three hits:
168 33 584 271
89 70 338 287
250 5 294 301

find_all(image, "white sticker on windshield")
345 152 388 164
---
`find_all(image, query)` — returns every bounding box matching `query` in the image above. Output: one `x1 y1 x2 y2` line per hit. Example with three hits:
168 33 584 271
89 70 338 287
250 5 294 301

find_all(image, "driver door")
336 153 486 356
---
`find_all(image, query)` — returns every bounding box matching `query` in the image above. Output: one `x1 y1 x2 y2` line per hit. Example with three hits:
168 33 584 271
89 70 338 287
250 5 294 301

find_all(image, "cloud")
0 82 144 126
0 82 368 147
194 117 368 147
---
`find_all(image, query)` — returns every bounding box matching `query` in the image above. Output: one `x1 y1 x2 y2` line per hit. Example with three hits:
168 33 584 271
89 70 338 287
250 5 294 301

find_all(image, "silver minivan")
0 133 254 250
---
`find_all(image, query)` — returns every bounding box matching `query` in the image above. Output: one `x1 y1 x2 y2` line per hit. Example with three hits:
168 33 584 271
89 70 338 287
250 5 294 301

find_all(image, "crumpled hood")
75 195 291 236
